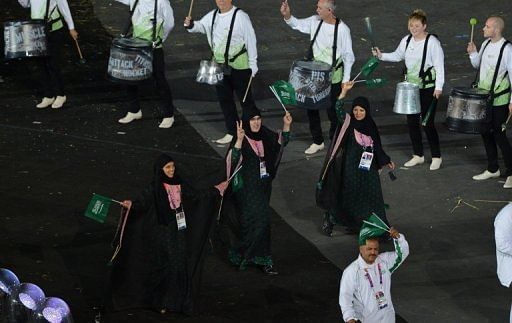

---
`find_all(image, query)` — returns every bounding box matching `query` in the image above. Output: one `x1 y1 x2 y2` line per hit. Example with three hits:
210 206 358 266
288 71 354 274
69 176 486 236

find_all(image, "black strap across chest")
211 8 244 64
404 33 437 86
307 18 342 69
477 39 511 99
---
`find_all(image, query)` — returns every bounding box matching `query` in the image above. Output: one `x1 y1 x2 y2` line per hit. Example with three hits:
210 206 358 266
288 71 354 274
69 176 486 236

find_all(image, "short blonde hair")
409 9 427 25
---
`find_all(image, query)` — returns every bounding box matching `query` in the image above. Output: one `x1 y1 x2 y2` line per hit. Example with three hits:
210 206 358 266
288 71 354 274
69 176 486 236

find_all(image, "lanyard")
364 263 383 291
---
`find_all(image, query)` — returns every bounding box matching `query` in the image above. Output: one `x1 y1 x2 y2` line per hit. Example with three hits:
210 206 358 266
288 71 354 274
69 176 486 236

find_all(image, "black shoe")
322 214 334 237
261 265 279 276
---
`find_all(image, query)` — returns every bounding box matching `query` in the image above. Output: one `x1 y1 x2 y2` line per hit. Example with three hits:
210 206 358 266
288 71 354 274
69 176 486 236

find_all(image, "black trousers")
482 104 512 176
41 28 65 97
406 87 441 158
215 68 255 135
127 48 174 118
308 82 342 145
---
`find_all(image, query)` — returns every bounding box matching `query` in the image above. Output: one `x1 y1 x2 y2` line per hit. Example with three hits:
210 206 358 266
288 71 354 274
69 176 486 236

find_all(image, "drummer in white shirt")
184 0 258 144
18 0 78 109
373 9 444 171
280 0 355 155
467 16 512 188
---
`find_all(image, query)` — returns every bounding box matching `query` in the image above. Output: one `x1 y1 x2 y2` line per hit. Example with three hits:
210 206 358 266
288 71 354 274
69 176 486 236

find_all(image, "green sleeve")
335 99 347 123
231 147 241 166
281 131 290 146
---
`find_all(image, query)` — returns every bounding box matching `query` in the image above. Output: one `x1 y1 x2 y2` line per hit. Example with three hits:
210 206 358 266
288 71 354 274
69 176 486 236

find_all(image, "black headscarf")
242 105 262 141
153 154 181 225
350 97 390 167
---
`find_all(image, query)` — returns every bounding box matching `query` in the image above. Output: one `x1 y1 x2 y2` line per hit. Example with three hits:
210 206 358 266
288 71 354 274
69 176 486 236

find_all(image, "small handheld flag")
359 213 390 245
84 193 121 223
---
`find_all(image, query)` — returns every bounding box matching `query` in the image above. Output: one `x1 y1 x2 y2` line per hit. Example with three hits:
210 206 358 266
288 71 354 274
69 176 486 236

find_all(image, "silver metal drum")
196 59 223 85
4 20 47 59
393 81 421 114
289 60 333 110
446 87 489 134
107 37 153 84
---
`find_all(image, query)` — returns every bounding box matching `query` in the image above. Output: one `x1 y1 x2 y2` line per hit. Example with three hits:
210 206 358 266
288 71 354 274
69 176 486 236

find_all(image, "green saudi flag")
358 213 389 245
361 56 379 77
270 80 297 105
84 193 112 223
231 173 244 192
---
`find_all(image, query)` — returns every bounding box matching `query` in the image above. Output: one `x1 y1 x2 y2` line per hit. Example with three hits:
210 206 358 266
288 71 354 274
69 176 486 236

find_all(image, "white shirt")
188 6 258 76
380 34 444 91
494 203 512 288
469 38 512 103
18 0 75 30
115 0 174 43
339 235 409 323
284 15 354 83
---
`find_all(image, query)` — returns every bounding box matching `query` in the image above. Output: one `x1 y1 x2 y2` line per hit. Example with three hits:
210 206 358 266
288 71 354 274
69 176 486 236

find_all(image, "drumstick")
73 38 86 63
187 0 195 18
502 113 511 132
242 75 253 103
469 18 478 44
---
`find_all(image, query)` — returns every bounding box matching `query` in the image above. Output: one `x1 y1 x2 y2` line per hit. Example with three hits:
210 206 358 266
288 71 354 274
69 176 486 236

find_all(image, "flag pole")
362 220 391 233
242 75 253 103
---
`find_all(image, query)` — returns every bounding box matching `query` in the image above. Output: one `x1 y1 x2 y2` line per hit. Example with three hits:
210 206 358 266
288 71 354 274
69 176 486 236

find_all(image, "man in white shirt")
467 16 512 188
494 203 512 322
115 0 177 129
184 0 258 144
280 0 354 155
339 227 409 323
18 0 78 109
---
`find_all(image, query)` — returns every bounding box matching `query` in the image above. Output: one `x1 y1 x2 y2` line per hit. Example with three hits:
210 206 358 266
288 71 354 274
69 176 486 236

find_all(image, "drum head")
451 87 489 99
293 60 332 71
4 20 44 27
112 37 152 49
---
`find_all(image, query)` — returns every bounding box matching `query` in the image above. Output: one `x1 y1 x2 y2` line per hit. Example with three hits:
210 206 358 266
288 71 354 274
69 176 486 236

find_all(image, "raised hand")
280 0 291 20
389 227 400 239
372 47 382 58
234 121 245 148
184 16 192 27
339 81 355 99
121 200 132 209
467 42 477 55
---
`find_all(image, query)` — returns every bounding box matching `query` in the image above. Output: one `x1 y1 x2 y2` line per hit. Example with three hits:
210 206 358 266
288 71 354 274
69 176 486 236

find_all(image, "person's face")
359 239 380 264
353 106 366 121
162 161 175 179
408 18 426 37
483 18 497 38
316 0 333 20
215 0 233 12
249 116 262 132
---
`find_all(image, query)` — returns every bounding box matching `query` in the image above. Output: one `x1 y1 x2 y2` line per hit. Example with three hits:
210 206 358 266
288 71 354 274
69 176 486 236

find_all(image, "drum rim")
112 37 152 49
4 19 45 26
450 86 489 97
292 59 332 71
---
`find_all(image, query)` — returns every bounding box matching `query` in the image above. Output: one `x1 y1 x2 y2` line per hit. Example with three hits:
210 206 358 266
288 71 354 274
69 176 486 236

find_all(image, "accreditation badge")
176 211 186 230
259 161 270 179
358 151 374 171
375 291 388 309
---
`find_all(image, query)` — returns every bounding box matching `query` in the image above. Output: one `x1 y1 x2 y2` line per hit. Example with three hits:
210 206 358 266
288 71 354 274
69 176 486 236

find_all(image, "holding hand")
69 29 78 40
339 81 355 99
184 16 193 27
387 161 395 170
215 180 229 196
121 200 132 209
280 0 291 20
372 47 382 59
389 227 400 239
433 89 442 99
283 111 292 132
467 42 477 55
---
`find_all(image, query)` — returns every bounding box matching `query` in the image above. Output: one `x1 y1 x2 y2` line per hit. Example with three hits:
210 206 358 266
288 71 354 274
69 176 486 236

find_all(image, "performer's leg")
491 105 512 176
420 87 441 158
407 113 423 156
45 29 65 97
215 74 238 136
152 48 174 118
481 129 499 173
308 109 324 144
327 82 342 140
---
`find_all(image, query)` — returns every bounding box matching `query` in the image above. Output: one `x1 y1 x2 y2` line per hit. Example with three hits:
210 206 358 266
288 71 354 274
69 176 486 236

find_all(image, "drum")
393 81 421 114
3 20 47 59
196 59 223 85
446 87 489 134
288 60 333 109
107 37 153 83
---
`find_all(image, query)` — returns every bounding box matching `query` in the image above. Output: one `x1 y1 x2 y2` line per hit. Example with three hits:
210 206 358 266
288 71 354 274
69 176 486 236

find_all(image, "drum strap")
472 39 491 87
306 20 323 61
488 40 510 100
210 8 241 64
151 0 158 43
122 0 140 37
306 19 342 70
404 33 437 87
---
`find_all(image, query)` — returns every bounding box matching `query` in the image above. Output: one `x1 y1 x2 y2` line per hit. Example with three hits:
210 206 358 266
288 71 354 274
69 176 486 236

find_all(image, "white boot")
159 117 175 129
472 170 500 181
503 176 512 188
36 97 55 109
305 143 325 155
404 155 425 167
118 110 142 124
51 95 67 109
